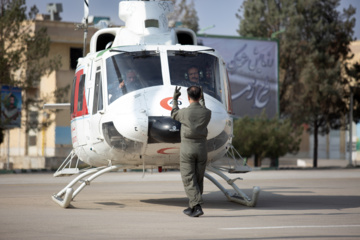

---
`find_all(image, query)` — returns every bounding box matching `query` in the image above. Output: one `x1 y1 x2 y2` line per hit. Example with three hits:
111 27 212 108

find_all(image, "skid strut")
52 165 122 208
205 165 260 207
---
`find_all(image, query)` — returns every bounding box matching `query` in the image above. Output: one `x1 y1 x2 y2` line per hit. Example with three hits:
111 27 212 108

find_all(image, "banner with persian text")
198 36 278 118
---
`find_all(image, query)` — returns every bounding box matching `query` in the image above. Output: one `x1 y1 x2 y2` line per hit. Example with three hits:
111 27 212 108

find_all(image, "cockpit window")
106 51 163 104
167 50 222 102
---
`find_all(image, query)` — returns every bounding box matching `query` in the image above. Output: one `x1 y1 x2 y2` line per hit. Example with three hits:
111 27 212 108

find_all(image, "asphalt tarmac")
0 168 359 240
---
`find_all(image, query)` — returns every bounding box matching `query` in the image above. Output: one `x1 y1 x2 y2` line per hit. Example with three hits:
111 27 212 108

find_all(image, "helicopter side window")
167 50 222 102
93 71 103 114
98 77 103 111
70 76 76 115
77 74 85 111
106 51 163 104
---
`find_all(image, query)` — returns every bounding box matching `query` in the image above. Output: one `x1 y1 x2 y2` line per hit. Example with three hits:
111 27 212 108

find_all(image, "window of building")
70 48 83 70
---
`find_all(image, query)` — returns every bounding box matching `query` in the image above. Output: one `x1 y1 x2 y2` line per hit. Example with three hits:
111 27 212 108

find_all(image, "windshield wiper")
132 51 159 59
174 48 215 56
110 49 159 59
110 49 130 53
110 56 123 83
196 48 215 52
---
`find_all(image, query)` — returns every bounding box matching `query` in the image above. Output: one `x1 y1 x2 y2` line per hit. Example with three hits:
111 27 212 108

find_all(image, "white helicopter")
45 0 260 208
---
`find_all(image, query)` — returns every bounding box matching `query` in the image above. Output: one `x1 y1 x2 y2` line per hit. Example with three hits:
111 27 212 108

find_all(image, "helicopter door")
89 60 104 144
70 69 88 147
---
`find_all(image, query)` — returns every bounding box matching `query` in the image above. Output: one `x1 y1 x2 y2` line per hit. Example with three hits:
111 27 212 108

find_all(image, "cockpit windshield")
167 50 222 101
106 50 163 104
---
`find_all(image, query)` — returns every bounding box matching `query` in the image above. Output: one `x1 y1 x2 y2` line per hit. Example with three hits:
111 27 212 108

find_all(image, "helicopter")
45 0 260 209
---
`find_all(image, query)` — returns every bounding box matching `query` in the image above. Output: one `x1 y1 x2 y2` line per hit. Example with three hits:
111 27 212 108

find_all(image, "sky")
26 0 360 39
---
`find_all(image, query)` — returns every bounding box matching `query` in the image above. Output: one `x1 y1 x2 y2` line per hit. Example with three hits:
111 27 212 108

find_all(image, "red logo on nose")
160 97 182 111
157 147 179 154
160 97 172 110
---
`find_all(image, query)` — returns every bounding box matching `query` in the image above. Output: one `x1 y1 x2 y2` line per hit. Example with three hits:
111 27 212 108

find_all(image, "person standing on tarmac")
171 85 212 217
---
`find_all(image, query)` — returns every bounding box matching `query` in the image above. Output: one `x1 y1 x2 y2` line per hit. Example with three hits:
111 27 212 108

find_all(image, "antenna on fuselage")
75 0 89 56
82 0 89 57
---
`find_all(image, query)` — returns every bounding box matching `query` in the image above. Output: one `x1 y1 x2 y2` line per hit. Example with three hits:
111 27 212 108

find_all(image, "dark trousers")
180 140 207 208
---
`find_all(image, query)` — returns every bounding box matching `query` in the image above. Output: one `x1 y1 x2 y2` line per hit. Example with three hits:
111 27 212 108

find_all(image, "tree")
167 0 199 33
0 0 62 145
237 0 356 167
232 112 302 167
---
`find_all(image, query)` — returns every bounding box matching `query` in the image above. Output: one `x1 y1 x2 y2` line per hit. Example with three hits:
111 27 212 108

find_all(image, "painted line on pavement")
220 225 360 230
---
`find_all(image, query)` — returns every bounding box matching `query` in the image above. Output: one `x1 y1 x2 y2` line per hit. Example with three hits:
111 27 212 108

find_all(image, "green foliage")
237 0 356 167
0 1 62 86
232 112 302 167
0 0 63 144
237 0 286 38
168 0 199 33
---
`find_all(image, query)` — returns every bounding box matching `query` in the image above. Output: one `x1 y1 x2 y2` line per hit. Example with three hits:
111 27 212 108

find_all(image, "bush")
232 112 302 167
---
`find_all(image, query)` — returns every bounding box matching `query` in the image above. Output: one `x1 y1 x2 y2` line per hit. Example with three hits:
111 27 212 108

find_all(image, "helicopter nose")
148 117 181 143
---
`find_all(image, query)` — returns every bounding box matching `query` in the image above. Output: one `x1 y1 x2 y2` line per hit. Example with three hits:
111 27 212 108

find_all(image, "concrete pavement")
0 168 359 239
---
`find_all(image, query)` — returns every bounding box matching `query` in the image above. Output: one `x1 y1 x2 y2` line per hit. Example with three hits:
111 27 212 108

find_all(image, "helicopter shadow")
140 187 360 212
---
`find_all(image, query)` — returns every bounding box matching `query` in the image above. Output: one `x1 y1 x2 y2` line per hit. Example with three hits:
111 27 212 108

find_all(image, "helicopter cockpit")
106 50 163 104
167 50 222 101
106 50 222 104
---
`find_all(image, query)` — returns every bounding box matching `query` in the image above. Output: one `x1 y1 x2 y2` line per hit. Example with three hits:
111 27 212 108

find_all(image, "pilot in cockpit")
120 69 142 93
186 66 201 85
182 66 214 94
108 69 142 104
177 66 201 88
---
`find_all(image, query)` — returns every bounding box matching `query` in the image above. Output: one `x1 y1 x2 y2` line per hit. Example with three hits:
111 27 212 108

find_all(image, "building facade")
0 18 97 169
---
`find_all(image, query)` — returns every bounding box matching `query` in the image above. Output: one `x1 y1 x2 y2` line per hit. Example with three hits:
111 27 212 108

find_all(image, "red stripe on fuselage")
71 69 88 120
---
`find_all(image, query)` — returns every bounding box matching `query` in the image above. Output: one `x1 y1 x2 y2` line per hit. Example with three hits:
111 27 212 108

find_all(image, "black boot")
190 204 203 217
183 207 193 216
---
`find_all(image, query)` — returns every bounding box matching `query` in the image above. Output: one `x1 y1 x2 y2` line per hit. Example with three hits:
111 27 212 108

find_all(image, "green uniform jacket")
171 100 211 142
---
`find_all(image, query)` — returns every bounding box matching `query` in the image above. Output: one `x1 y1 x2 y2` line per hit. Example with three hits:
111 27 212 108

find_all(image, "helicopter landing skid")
205 165 260 207
52 165 122 208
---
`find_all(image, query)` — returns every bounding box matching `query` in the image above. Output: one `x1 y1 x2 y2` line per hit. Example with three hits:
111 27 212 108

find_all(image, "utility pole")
7 129 10 170
348 87 353 167
348 85 360 167
75 0 89 57
83 0 89 57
